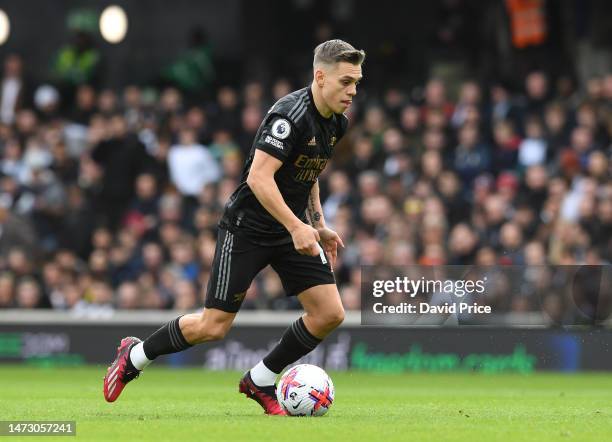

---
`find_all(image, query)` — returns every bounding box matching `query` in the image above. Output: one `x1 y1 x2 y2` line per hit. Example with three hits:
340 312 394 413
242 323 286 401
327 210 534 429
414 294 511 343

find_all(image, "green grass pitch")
1 366 611 441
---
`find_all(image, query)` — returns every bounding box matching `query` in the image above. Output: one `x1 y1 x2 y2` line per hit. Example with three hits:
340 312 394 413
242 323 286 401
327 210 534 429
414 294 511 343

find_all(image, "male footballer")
103 39 365 415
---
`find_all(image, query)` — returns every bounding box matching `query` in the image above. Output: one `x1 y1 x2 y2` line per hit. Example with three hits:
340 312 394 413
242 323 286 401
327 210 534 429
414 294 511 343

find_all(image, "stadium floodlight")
0 10 10 45
99 5 128 44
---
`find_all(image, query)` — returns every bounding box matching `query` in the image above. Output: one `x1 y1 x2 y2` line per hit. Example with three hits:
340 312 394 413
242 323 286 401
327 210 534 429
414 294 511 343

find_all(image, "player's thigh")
204 229 271 313
270 243 336 298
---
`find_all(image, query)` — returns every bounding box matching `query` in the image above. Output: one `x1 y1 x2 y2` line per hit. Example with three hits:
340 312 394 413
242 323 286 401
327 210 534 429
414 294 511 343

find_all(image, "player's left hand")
317 227 344 269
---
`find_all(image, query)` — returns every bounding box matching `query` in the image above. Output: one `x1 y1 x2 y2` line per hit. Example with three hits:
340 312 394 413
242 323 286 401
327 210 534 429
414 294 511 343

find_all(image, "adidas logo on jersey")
308 137 317 146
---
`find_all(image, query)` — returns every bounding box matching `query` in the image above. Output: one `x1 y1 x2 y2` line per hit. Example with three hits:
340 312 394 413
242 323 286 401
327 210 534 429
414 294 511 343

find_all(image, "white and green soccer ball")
277 364 334 416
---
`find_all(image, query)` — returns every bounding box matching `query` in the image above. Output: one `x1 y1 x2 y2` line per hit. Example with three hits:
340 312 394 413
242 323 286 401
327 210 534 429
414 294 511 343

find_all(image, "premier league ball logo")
271 119 291 139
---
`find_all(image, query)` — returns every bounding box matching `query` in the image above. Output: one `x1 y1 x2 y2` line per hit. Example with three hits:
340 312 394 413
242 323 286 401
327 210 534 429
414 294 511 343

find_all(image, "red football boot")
103 337 142 402
239 371 286 415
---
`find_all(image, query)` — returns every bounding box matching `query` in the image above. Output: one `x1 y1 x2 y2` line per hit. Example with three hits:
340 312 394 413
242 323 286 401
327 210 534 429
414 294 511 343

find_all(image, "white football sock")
129 342 152 371
250 360 278 386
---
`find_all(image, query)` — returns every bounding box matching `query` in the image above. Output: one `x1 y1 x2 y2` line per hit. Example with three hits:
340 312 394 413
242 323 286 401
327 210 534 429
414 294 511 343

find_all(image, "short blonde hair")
313 39 365 68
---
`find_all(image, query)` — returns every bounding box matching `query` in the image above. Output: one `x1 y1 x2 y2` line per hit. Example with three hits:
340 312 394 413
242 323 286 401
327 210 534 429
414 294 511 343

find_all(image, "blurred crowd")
0 52 610 313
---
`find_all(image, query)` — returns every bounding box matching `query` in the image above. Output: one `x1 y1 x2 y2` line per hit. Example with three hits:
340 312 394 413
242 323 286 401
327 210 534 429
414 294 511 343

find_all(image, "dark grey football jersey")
219 86 349 245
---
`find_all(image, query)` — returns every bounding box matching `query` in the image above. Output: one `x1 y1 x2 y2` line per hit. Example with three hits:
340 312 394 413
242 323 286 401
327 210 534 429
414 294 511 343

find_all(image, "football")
277 364 335 416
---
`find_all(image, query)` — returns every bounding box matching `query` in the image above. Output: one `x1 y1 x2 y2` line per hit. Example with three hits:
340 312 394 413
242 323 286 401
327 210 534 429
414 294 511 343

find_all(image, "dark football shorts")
204 228 336 313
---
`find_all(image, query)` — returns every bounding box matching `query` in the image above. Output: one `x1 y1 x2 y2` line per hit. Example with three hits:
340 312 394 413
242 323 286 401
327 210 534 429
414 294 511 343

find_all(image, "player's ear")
314 67 325 88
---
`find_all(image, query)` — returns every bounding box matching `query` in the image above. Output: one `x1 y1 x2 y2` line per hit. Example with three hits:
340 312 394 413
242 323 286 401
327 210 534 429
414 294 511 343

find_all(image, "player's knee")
320 306 345 330
329 307 345 328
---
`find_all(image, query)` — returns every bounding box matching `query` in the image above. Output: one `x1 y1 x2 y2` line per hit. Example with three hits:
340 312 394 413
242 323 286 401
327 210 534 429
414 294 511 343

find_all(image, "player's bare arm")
247 149 320 257
306 180 343 267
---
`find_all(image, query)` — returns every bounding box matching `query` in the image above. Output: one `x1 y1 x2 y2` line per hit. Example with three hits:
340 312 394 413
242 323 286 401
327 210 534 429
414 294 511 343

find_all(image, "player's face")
323 62 362 114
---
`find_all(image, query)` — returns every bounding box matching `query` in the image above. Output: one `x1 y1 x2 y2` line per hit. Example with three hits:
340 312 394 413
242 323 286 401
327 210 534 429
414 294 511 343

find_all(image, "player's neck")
310 83 333 119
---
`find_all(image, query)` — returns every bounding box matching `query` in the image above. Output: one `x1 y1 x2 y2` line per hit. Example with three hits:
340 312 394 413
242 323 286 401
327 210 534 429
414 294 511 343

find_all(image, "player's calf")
181 310 234 344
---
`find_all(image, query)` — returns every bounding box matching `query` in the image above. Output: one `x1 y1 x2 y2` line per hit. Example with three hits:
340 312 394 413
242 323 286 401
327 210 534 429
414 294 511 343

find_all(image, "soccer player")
103 39 365 415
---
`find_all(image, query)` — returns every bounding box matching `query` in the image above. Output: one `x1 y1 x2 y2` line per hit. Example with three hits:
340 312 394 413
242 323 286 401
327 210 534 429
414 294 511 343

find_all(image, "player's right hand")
289 223 321 256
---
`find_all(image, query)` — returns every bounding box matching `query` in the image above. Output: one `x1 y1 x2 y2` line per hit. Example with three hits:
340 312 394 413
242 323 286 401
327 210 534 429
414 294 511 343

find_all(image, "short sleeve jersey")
219 86 349 245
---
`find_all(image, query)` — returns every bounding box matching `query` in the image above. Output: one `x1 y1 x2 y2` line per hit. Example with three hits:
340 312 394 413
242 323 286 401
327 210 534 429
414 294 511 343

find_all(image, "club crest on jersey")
271 119 291 139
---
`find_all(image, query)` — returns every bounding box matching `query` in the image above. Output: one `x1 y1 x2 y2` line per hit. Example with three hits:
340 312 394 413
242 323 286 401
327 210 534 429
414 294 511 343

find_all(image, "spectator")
0 54 31 125
117 281 141 309
436 171 470 226
451 81 482 129
421 79 454 121
489 82 522 128
237 105 263 156
448 223 479 264
97 89 119 117
36 83 61 124
68 84 96 125
73 279 114 316
523 71 551 118
498 222 525 264
543 102 570 155
569 126 596 169
123 173 160 239
122 85 144 130
454 124 490 186
168 128 221 197
173 279 198 310
322 170 354 226
400 104 422 147
210 86 240 134
0 139 27 182
0 196 38 260
91 114 154 231
518 116 547 168
0 272 15 308
169 240 199 283
15 277 43 308
344 135 382 179
51 30 102 107
492 119 521 173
